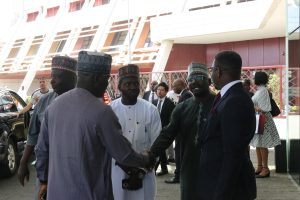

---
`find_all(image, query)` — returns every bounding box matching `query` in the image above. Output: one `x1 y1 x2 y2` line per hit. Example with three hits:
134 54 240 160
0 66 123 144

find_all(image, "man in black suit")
197 51 256 200
165 78 193 184
143 80 158 103
153 82 175 176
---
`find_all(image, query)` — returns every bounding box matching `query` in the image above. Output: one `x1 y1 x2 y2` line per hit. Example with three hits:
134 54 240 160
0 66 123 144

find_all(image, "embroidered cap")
77 51 112 75
187 62 208 77
51 55 77 73
118 64 140 81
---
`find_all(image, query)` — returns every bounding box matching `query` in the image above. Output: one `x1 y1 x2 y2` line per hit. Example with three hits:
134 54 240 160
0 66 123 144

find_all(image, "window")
144 31 153 48
94 0 110 6
26 44 40 56
49 40 66 53
69 0 85 12
27 12 39 22
111 31 128 46
0 93 18 113
73 36 94 50
81 36 94 49
7 48 20 59
46 6 59 17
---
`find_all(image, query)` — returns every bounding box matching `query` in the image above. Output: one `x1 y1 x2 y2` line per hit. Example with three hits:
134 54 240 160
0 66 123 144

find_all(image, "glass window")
111 31 128 46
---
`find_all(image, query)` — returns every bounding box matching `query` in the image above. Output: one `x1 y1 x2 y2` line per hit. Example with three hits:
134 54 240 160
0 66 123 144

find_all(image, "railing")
106 65 300 116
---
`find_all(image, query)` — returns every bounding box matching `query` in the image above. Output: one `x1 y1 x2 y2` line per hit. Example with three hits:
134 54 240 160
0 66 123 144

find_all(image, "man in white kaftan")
110 64 162 200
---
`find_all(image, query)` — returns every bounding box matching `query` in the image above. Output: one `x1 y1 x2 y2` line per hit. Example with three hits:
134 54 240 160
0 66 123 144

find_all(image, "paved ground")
0 149 299 200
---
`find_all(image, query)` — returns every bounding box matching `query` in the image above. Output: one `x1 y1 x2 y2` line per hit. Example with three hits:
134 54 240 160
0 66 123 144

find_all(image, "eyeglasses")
187 75 208 83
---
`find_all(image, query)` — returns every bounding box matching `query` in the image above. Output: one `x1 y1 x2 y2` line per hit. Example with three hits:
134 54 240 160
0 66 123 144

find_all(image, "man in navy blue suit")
198 51 256 200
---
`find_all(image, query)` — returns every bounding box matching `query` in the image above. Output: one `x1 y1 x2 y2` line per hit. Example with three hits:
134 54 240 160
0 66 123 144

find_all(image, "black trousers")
155 151 168 172
174 138 181 179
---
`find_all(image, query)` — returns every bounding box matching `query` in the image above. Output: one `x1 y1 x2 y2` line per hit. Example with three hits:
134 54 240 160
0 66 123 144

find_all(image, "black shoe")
165 176 180 184
157 170 168 176
167 158 175 163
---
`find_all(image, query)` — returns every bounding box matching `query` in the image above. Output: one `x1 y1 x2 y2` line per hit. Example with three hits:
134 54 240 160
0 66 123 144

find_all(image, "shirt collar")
220 80 241 97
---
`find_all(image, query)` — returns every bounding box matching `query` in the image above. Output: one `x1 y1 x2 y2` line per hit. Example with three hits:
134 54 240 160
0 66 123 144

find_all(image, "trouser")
166 143 174 160
35 178 40 200
174 138 181 179
155 151 168 172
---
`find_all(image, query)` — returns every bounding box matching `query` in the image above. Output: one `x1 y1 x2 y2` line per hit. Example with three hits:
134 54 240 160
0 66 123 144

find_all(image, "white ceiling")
169 0 286 44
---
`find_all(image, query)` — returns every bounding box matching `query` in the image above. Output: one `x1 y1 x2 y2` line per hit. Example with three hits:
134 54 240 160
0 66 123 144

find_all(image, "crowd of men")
17 50 257 200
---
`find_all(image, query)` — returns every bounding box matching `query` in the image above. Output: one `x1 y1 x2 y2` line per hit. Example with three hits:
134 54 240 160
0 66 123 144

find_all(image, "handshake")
141 150 157 171
116 150 157 191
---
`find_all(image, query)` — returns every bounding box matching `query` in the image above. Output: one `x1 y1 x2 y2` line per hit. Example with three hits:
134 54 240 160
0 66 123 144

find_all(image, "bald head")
172 78 186 94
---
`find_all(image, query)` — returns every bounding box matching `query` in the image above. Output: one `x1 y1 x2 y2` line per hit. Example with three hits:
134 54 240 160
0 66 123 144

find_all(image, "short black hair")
254 71 269 85
156 82 169 92
243 78 252 86
214 51 242 80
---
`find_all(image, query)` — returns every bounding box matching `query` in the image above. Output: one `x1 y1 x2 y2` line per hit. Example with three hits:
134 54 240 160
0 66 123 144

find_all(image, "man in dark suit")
143 80 158 103
165 78 193 183
197 51 256 200
153 82 175 176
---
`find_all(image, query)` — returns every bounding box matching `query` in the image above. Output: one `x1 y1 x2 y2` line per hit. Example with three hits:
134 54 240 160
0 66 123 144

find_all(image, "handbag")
255 113 266 134
270 97 280 117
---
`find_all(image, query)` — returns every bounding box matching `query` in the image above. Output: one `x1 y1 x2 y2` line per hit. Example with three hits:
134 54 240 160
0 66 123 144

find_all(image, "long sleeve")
150 104 181 156
98 106 148 168
35 109 50 183
26 101 42 146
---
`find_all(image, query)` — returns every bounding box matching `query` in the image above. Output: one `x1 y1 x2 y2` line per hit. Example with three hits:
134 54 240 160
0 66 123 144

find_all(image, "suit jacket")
197 83 256 200
153 97 175 128
178 89 193 103
143 91 151 101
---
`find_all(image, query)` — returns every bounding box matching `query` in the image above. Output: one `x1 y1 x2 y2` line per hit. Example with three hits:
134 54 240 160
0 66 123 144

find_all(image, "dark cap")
77 51 112 75
52 55 77 73
118 64 139 81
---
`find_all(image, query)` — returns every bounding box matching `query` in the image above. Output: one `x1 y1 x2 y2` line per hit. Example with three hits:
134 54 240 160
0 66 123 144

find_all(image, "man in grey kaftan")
35 51 154 200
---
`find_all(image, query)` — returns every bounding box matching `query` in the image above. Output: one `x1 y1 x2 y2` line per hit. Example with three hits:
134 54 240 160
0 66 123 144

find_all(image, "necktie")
157 100 162 113
211 93 221 112
151 92 155 103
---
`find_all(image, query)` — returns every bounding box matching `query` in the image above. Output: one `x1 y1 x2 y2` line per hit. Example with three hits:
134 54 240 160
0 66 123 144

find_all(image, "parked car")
0 89 28 177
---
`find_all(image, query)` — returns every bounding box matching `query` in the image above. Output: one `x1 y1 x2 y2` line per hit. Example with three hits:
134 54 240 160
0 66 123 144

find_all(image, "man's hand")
38 183 47 200
18 162 30 186
142 150 157 171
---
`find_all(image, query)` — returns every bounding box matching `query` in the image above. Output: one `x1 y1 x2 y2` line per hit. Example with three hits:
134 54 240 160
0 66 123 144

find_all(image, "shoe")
256 167 270 178
255 165 263 175
165 176 180 184
156 170 168 176
167 158 175 163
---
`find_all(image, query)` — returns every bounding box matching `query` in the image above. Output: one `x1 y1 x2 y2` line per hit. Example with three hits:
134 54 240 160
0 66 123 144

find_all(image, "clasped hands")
141 150 157 171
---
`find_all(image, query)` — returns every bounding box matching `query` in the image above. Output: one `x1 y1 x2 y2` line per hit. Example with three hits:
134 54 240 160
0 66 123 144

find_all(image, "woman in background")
250 71 281 178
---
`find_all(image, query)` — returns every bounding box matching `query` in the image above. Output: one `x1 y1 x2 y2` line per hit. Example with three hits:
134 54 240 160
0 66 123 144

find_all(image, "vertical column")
152 40 173 72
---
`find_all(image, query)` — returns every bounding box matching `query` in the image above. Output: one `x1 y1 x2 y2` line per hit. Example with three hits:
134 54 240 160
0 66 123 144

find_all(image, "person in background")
110 64 161 200
165 89 180 163
17 78 52 117
150 62 215 199
243 78 254 97
17 55 77 200
143 80 158 103
165 78 193 184
250 71 281 178
166 89 180 104
197 51 256 200
35 51 156 200
153 82 175 176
